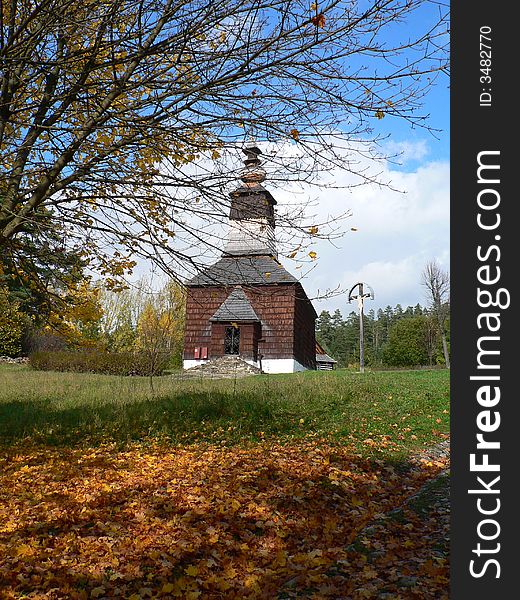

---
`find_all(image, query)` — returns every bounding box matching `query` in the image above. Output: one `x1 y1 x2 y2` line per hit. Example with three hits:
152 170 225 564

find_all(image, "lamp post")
348 282 374 373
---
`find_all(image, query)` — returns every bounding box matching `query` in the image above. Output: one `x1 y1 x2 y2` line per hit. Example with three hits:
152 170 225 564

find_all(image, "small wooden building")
183 144 317 373
315 341 338 370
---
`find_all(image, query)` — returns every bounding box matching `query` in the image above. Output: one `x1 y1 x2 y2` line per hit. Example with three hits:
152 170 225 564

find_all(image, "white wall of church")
223 219 276 256
183 357 308 373
256 358 307 373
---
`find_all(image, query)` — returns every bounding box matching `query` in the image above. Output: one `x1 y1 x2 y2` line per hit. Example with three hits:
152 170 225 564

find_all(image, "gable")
209 287 260 322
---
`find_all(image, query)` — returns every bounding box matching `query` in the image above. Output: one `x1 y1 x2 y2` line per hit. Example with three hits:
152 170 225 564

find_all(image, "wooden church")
183 144 317 373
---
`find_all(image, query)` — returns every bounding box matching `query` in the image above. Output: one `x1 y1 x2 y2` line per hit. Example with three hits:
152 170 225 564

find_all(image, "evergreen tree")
404 305 415 318
316 311 334 352
382 316 430 367
0 208 88 324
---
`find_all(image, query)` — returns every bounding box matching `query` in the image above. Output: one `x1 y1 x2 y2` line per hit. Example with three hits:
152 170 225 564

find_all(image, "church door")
224 326 240 355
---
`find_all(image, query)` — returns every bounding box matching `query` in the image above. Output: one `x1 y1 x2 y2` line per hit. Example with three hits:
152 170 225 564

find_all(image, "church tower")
223 143 277 257
183 144 316 373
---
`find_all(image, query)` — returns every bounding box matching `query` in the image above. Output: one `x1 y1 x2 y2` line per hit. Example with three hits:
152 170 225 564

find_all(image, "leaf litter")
0 439 449 599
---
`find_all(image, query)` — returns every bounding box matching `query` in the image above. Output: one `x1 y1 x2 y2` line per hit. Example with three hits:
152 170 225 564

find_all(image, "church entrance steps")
179 355 262 379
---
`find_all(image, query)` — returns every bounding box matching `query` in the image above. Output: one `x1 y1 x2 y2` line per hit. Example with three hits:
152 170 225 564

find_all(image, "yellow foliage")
45 281 103 348
135 281 186 362
0 288 27 356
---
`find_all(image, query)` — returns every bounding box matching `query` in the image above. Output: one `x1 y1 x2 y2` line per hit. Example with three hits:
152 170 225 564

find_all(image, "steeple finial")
240 142 266 186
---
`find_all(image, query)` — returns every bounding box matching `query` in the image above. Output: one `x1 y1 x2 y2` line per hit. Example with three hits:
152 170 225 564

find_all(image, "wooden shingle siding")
210 287 260 322
293 284 317 369
184 284 301 361
187 256 297 286
184 287 229 359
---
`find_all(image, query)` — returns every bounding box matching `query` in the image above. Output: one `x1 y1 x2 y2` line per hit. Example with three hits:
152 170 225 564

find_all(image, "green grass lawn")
0 364 449 457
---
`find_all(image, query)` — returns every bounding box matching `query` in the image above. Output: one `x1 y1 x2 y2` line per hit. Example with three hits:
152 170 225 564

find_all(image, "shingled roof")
315 341 337 368
316 352 337 364
209 287 260 322
186 255 298 286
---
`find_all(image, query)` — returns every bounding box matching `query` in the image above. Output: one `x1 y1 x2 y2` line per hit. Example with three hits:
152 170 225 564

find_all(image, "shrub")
23 329 68 354
29 350 169 376
382 316 430 367
0 290 27 357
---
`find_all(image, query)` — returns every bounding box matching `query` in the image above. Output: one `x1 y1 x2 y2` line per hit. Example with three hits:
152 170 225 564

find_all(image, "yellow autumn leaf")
362 566 378 578
265 272 271 278
375 110 385 119
244 574 259 587
185 565 199 577
308 251 317 259
15 543 34 557
308 226 319 235
162 583 174 593
289 128 300 141
224 566 238 579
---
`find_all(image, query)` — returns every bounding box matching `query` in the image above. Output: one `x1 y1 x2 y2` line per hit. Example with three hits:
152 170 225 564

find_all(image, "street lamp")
348 282 374 373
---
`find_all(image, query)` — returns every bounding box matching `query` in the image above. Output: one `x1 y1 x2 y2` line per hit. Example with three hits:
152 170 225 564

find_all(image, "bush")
23 329 68 354
0 291 27 357
382 316 430 367
29 350 169 376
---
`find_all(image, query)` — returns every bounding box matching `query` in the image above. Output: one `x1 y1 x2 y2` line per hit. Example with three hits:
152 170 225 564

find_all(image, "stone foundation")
180 355 262 379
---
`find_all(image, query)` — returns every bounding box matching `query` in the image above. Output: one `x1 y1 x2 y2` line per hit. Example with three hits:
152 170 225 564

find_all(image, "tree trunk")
440 331 450 369
436 312 450 368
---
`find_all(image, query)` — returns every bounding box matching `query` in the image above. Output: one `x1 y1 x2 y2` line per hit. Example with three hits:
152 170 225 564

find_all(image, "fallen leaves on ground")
0 441 449 599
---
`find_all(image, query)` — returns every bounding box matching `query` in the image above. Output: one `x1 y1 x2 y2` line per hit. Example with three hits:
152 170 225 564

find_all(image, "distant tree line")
316 303 450 369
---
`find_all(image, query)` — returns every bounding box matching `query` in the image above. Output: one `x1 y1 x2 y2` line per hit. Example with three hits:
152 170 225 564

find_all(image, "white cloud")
336 256 429 312
382 139 430 165
274 153 450 314
276 159 449 238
